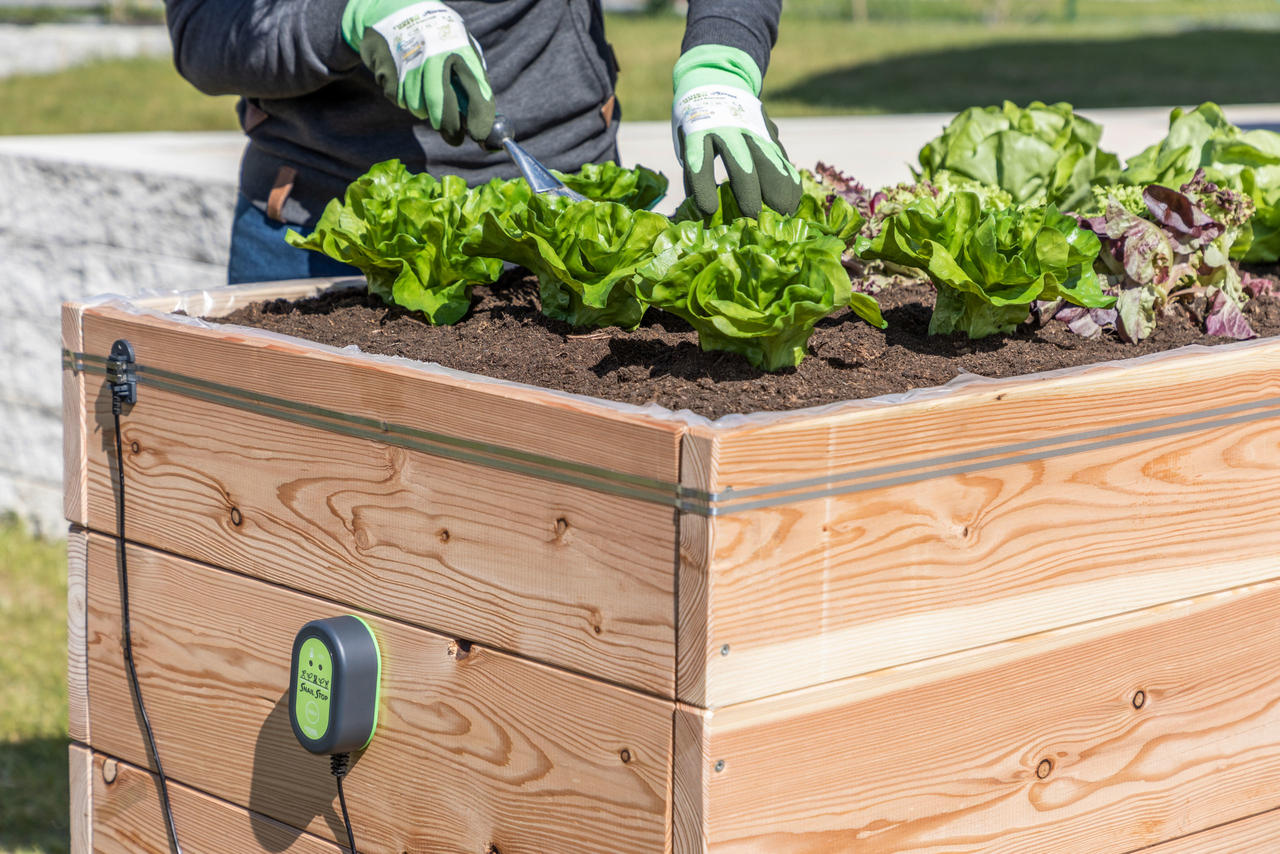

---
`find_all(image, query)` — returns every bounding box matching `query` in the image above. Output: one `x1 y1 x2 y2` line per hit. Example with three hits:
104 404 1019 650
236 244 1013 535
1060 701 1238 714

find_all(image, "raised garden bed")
64 275 1280 853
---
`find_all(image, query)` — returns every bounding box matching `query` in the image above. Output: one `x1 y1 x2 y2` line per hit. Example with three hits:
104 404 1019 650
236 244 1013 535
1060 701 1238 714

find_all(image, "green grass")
0 517 69 854
0 56 239 136
1 12 1278 135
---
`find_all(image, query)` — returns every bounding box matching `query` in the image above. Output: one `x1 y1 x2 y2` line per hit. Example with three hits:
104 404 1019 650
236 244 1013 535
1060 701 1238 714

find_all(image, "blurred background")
4 1 1280 852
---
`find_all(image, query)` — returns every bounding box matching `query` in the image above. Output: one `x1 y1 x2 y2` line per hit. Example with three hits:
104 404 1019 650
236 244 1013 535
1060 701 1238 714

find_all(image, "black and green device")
288 615 382 755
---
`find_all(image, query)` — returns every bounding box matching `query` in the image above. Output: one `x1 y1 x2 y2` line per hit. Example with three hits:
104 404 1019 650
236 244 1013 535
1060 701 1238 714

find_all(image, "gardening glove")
342 0 495 146
671 44 802 219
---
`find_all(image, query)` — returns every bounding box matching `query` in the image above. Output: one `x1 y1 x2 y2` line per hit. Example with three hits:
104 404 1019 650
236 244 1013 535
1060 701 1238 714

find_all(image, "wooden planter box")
64 278 1280 853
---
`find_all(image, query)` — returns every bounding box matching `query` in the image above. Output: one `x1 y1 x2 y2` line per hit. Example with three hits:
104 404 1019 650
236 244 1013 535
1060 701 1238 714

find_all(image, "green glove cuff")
672 44 762 99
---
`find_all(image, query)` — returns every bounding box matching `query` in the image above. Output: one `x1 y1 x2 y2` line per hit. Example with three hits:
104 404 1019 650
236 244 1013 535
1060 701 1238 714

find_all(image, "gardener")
164 0 802 283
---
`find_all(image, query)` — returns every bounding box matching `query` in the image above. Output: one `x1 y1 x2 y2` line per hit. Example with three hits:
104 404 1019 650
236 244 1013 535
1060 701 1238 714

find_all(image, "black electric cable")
331 753 358 853
111 386 183 854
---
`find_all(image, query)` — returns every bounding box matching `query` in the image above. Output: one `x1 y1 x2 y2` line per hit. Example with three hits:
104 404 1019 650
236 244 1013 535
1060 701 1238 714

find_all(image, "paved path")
0 24 170 78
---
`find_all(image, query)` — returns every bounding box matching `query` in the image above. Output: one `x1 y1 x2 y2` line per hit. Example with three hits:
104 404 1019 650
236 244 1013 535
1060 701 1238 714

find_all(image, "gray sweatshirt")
164 0 782 225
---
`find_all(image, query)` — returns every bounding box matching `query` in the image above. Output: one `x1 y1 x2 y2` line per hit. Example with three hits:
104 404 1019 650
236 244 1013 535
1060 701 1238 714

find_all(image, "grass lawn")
0 518 69 854
1 12 1279 136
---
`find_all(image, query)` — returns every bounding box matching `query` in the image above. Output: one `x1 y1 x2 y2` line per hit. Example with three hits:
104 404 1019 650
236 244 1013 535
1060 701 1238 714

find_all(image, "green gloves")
671 45 801 218
342 0 495 145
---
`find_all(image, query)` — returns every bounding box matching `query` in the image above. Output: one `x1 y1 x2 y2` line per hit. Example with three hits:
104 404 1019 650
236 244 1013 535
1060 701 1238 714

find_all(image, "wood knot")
129 440 140 454
437 528 450 544
101 758 118 784
619 748 633 764
1132 690 1146 709
1036 758 1053 779
448 639 472 661
229 507 243 527
553 517 570 541
484 845 501 854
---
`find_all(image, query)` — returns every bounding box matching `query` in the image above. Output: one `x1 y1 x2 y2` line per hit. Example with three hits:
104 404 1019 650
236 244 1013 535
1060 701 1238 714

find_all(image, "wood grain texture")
672 704 710 854
677 428 717 707
80 303 682 483
91 752 343 854
703 412 1280 705
697 581 1280 854
62 301 89 526
67 526 89 744
1137 807 1280 853
84 533 673 854
710 335 1280 491
69 744 92 854
81 379 677 694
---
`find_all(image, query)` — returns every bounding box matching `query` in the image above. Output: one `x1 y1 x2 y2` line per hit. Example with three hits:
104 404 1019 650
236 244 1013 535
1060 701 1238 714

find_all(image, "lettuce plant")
635 214 885 371
1120 102 1280 262
466 194 670 329
864 190 1112 338
1082 170 1256 341
675 180 865 250
287 160 527 324
916 100 1121 211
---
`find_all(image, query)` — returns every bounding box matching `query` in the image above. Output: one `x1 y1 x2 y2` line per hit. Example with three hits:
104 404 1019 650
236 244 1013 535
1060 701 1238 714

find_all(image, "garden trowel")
481 114 587 202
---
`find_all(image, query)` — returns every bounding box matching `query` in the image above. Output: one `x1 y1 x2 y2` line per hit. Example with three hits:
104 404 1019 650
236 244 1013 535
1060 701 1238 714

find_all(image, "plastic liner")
82 280 1280 432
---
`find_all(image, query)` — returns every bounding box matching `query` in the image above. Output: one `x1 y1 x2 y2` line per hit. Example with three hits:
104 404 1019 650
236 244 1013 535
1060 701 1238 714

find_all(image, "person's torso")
242 0 622 223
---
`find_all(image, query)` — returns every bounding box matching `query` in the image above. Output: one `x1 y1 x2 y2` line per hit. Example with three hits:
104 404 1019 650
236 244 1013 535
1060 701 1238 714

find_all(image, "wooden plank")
711 335 1280 492
671 705 709 854
62 301 89 526
693 581 1280 853
703 410 1280 705
91 751 342 854
79 303 682 484
677 428 716 707
69 744 92 854
67 526 89 743
84 533 673 854
1137 807 1280 853
81 378 677 695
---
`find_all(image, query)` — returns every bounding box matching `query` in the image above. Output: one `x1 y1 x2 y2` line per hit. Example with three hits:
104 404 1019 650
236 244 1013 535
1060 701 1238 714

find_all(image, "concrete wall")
0 135 240 536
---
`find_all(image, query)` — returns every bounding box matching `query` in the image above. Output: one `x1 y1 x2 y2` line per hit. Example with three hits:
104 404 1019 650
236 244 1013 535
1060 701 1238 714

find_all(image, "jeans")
227 193 359 285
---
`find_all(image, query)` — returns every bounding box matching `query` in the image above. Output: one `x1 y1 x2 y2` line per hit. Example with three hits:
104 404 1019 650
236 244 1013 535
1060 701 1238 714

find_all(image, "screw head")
720 644 731 657
714 759 725 773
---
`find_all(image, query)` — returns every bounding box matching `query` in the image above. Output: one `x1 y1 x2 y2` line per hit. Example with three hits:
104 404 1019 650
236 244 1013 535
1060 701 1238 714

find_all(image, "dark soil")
216 269 1280 420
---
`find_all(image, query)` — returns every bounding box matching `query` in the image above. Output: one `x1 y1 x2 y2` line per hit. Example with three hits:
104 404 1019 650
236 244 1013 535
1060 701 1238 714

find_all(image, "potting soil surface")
216 269 1280 420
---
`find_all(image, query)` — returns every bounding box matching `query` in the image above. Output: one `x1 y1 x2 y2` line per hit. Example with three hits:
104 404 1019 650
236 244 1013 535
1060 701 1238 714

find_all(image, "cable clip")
106 339 137 412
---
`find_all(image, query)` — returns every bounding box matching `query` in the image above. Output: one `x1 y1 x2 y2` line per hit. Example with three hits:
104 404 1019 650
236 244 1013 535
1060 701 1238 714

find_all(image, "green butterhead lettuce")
675 180 865 250
636 214 885 371
465 194 670 329
287 160 524 323
864 190 1111 337
917 101 1120 211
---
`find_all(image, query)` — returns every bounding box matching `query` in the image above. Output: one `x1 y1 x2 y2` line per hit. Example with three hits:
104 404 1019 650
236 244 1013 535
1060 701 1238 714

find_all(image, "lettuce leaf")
465 194 670 329
551 162 668 211
916 100 1121 211
635 214 885 371
864 190 1111 337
